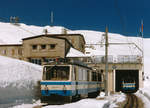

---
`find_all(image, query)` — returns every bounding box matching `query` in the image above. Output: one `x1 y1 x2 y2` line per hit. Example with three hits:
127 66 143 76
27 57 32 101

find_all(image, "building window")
41 45 46 49
32 45 37 50
44 58 55 63
30 58 41 65
50 44 56 49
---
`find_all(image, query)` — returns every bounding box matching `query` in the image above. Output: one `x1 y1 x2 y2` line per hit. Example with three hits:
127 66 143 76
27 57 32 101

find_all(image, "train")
40 60 101 103
121 77 137 93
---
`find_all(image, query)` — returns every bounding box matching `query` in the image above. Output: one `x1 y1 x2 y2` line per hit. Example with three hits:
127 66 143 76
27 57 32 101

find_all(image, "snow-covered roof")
66 47 86 57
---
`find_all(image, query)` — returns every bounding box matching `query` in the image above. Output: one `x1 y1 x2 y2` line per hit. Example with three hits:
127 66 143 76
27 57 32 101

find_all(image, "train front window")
43 66 70 80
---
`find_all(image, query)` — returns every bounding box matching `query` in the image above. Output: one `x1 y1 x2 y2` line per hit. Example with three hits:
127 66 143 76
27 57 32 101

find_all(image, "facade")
22 36 72 65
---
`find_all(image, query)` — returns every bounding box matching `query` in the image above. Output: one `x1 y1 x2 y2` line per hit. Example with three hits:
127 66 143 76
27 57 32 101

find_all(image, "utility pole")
105 26 109 96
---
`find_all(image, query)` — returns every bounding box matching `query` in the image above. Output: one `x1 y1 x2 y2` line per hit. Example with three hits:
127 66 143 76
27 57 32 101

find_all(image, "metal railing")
117 55 142 63
85 55 142 64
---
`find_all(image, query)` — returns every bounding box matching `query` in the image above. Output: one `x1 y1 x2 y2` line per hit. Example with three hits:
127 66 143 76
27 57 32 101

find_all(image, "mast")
105 26 109 96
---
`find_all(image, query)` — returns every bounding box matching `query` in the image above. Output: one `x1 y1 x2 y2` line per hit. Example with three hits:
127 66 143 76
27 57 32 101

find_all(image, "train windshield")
43 66 70 80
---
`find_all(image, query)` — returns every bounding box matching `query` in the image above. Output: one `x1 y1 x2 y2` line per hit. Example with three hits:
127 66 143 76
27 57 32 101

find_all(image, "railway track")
123 94 142 108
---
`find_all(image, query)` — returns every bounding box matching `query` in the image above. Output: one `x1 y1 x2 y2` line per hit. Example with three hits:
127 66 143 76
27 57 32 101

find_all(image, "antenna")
141 20 143 37
50 11 54 26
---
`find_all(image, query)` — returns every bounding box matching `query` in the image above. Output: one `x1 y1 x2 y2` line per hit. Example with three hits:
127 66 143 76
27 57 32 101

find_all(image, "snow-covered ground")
0 22 149 107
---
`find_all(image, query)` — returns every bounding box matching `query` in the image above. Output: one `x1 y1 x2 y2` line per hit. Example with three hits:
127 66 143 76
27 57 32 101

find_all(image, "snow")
0 22 65 44
0 55 42 107
0 55 42 88
43 99 107 108
136 91 150 108
0 22 149 107
68 30 142 57
12 99 108 108
12 93 126 108
66 47 86 57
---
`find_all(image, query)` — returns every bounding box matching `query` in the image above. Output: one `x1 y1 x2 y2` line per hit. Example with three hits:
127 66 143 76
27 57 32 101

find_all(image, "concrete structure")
90 63 143 92
85 55 143 93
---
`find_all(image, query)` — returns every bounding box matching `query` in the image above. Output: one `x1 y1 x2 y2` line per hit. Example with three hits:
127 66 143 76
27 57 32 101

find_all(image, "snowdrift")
0 55 42 107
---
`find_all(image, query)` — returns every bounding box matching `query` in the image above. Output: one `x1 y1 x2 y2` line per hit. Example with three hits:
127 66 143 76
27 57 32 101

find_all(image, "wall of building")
0 45 22 59
22 37 67 62
56 34 85 53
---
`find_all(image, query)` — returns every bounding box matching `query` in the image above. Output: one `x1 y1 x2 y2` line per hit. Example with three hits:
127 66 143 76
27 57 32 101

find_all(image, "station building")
0 33 85 65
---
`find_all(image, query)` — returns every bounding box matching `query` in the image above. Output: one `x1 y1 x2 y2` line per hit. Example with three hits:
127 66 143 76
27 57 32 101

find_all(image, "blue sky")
0 0 149 37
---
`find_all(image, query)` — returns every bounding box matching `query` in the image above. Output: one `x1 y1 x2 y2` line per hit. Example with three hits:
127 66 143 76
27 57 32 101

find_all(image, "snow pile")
13 93 126 108
13 99 108 108
0 55 42 88
137 75 150 107
44 99 107 108
0 55 42 107
134 39 150 106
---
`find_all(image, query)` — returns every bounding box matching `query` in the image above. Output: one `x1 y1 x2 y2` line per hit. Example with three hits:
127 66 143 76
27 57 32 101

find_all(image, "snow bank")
13 99 108 108
0 55 42 107
0 55 42 88
43 99 107 108
13 93 126 108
